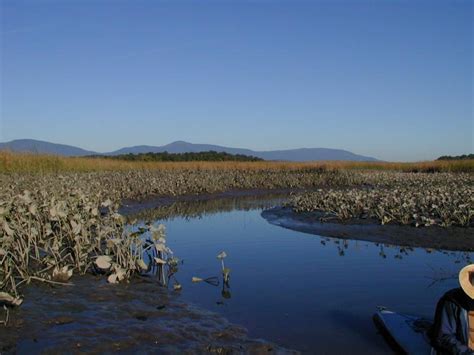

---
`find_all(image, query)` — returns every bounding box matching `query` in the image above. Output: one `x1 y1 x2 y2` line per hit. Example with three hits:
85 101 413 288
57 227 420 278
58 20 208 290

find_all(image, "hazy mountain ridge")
0 139 96 156
0 139 378 161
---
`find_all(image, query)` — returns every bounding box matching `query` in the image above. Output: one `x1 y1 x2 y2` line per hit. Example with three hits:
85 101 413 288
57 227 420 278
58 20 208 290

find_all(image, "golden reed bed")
0 151 473 173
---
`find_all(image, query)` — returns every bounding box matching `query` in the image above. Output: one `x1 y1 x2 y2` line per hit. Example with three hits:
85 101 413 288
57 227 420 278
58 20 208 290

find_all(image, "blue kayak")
374 307 433 354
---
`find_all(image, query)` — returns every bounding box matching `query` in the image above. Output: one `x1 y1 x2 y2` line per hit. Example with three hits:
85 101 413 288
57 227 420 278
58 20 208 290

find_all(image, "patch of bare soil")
0 275 296 354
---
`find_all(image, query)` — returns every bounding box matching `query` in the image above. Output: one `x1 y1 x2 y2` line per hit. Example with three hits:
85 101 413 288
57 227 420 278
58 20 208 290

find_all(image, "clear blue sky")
1 0 472 161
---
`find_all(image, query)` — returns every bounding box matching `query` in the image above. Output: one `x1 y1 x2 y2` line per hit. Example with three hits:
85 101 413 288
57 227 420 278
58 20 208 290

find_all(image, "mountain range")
0 139 378 161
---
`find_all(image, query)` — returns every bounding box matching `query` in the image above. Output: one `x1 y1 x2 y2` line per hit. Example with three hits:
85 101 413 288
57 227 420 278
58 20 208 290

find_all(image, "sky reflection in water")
137 197 471 353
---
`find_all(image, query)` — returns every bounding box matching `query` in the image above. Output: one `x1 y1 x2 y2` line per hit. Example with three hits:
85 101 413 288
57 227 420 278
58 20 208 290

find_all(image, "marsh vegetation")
0 163 355 309
0 152 473 351
0 157 472 304
289 172 473 227
1 151 473 173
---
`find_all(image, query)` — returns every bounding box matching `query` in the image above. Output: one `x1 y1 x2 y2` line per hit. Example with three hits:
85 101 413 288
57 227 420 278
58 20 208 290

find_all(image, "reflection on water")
122 191 291 222
137 195 473 353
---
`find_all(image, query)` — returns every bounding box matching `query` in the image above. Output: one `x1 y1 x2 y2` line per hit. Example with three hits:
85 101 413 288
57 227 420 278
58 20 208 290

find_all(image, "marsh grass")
1 151 473 173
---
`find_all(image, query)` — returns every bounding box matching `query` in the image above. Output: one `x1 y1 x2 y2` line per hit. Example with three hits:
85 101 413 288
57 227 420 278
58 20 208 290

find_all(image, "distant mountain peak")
0 139 97 156
168 140 190 145
0 139 379 161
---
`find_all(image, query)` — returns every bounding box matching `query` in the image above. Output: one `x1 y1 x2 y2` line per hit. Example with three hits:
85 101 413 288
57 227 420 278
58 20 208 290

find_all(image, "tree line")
89 150 264 162
437 154 474 161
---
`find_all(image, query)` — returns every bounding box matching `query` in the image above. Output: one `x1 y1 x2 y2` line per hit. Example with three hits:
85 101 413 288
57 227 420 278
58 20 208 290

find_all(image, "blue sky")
1 0 472 161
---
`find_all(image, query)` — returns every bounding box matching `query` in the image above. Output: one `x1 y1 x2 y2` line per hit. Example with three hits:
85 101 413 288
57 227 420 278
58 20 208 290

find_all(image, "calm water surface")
141 197 471 354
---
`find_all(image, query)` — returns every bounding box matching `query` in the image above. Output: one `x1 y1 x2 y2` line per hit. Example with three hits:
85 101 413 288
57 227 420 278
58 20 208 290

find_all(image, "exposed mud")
0 275 296 354
262 207 474 251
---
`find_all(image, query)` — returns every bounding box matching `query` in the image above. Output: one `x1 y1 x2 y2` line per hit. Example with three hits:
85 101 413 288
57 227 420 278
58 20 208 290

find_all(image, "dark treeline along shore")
88 150 264 162
437 154 474 161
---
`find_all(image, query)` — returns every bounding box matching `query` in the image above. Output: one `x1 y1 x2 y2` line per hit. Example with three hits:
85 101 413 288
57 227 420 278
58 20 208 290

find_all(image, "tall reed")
1 151 473 173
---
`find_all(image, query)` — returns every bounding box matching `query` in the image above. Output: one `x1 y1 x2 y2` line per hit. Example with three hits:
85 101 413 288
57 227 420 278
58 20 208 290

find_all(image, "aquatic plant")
289 173 473 227
217 251 231 284
0 177 181 313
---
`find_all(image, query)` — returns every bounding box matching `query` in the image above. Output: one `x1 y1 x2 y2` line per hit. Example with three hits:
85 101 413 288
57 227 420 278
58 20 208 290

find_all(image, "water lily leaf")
56 207 67 218
95 255 112 270
2 221 14 237
52 266 73 282
0 292 23 307
71 220 82 235
106 238 118 248
217 251 227 259
136 259 148 271
115 267 126 281
168 257 179 266
45 223 53 236
101 199 112 208
28 204 37 215
19 191 32 204
112 213 124 222
155 243 166 253
150 224 166 239
107 273 118 284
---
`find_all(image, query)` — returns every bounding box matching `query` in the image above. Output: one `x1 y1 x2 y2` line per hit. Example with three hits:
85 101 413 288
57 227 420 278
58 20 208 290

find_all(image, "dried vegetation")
1 151 473 173
289 172 473 227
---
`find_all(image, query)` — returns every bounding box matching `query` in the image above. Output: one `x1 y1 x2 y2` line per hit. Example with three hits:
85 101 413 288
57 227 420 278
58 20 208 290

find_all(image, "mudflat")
262 206 474 251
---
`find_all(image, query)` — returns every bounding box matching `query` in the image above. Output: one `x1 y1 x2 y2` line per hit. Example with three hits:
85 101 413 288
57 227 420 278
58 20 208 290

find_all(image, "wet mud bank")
262 207 474 251
0 276 296 354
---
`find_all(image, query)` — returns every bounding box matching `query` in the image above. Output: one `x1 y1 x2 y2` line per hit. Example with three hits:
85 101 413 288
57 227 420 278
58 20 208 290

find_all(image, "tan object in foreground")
459 264 474 299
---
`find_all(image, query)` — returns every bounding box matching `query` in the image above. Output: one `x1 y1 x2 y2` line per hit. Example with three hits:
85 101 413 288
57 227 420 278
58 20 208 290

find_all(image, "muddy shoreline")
262 206 474 251
0 275 296 354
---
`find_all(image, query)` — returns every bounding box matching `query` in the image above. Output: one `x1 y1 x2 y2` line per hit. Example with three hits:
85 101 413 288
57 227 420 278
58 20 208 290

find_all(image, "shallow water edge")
262 206 474 251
